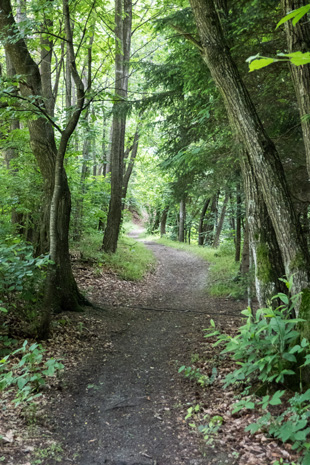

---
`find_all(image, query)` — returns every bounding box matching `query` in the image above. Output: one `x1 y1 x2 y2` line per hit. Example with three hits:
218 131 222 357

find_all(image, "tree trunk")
73 35 94 241
281 0 310 181
235 183 242 262
152 208 161 233
198 198 210 245
178 197 186 242
241 148 286 307
212 191 229 248
122 127 140 200
160 206 169 236
103 0 132 253
240 219 250 276
189 0 310 307
204 194 217 245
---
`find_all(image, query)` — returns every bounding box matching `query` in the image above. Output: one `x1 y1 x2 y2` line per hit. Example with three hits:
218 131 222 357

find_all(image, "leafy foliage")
0 340 64 406
204 281 310 463
0 237 50 319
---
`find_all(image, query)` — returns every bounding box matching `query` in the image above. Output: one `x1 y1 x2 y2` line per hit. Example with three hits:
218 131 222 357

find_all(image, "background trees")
1 0 310 336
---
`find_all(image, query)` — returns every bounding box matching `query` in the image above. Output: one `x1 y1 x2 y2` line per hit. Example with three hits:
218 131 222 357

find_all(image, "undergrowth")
179 277 310 465
77 231 156 281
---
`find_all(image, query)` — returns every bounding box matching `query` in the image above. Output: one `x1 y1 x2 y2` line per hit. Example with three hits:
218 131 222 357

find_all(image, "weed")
179 365 217 387
0 340 64 405
32 443 63 464
185 404 223 446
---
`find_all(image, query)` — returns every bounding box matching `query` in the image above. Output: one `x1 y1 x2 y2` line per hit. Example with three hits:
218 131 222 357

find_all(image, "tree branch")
170 24 203 52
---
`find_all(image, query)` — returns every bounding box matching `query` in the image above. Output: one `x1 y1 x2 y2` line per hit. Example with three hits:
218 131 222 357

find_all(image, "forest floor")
1 229 299 465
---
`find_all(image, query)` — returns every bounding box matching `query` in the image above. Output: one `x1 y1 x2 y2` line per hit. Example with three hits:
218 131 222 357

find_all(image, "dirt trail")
49 234 243 465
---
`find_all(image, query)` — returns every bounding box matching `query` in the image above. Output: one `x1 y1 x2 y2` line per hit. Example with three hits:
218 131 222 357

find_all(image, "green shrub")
0 340 64 406
204 279 310 464
0 237 50 318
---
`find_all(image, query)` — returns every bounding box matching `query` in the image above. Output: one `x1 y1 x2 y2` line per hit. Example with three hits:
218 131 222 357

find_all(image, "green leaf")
17 377 28 390
295 428 310 441
282 352 297 363
279 51 310 66
277 293 289 305
269 390 285 406
276 5 310 29
249 58 275 72
277 422 295 442
302 450 310 465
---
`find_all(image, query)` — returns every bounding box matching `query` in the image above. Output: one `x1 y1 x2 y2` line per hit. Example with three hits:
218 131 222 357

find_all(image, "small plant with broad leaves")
0 237 51 330
0 340 64 406
178 364 217 387
204 278 310 465
185 404 223 446
205 278 307 389
247 4 310 71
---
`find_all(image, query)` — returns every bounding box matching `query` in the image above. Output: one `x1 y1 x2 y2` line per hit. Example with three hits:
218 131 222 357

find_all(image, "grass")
77 231 156 281
145 234 247 299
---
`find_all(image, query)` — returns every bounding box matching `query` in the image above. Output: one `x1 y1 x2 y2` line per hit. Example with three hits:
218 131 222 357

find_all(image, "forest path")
49 232 243 465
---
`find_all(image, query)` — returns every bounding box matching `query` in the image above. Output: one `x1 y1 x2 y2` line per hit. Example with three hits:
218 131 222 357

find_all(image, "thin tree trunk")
73 34 94 241
189 0 310 308
4 52 25 232
198 198 210 245
235 183 242 262
240 219 250 275
204 194 217 245
122 127 140 200
212 191 229 248
160 206 169 236
178 197 186 242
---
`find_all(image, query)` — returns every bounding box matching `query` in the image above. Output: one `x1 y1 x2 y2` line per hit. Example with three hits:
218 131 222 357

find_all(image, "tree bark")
189 0 310 304
212 191 229 248
204 194 217 245
160 206 169 236
122 127 140 200
198 198 210 245
241 148 286 306
240 218 250 276
281 0 310 182
178 197 186 242
235 182 242 262
103 0 132 253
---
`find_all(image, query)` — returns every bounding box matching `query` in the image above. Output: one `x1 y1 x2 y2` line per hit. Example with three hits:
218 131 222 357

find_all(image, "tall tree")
188 0 310 310
0 0 87 336
103 0 132 253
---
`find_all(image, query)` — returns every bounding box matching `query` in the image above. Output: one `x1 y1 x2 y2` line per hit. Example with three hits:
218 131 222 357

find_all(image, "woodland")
2 0 310 464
